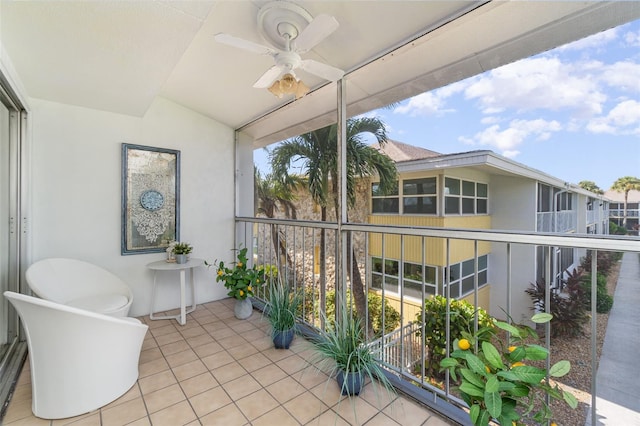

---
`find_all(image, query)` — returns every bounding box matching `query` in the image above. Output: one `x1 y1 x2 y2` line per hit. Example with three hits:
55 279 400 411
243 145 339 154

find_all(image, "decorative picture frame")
121 143 180 255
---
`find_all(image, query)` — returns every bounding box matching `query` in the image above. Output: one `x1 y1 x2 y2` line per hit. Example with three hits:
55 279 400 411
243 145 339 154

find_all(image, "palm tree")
254 168 304 281
271 117 397 333
578 180 604 195
610 176 640 227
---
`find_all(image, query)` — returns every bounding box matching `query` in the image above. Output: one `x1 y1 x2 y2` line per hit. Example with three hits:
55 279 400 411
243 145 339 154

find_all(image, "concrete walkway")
585 251 640 426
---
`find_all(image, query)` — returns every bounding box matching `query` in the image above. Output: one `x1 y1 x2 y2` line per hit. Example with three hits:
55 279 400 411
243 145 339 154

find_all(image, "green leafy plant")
172 242 192 255
206 247 261 300
440 313 577 426
414 295 494 378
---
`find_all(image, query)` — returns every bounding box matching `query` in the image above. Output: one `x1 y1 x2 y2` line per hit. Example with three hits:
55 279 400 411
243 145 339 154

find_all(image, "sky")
255 18 640 191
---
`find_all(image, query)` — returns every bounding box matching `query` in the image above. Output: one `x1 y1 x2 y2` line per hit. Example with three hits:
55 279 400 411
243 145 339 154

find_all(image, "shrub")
580 251 617 276
525 270 588 338
440 313 577 426
325 290 401 337
580 273 614 314
609 220 627 235
414 295 494 378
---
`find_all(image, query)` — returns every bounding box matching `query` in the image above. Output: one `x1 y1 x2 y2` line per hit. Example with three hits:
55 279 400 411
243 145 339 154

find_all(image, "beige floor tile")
4 415 51 425
156 332 185 347
148 323 177 336
138 357 170 378
54 412 101 425
138 370 178 395
424 414 456 425
305 409 350 426
208 326 236 340
179 372 218 398
239 352 272 373
192 340 224 358
143 383 186 414
199 402 248 425
333 394 379 425
383 398 434 426
276 353 307 375
283 392 330 424
186 333 216 349
180 325 207 338
189 386 232 418
201 350 234 370
266 376 306 404
215 334 249 349
165 348 199 368
171 359 208 382
227 341 260 359
251 363 288 388
148 400 197 426
160 339 191 356
222 375 262 401
235 388 279 421
252 406 300 426
365 412 401 425
101 397 148 425
139 347 163 364
2 395 33 424
210 362 248 384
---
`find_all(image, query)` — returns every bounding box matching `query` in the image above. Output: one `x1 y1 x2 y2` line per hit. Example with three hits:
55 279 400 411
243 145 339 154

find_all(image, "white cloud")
465 56 607 117
394 81 467 116
465 119 562 154
502 150 520 159
587 100 640 135
624 29 640 47
600 61 640 93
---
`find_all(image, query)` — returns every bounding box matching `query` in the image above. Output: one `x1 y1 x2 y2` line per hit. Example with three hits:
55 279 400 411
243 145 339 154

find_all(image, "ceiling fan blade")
253 65 283 89
299 59 344 82
294 14 339 53
214 33 275 55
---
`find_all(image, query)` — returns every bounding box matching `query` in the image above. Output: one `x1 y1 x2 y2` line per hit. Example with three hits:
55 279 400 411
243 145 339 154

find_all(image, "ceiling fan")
214 1 344 98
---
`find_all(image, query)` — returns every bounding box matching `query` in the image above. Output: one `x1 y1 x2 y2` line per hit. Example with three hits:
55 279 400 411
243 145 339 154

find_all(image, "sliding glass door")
0 77 27 417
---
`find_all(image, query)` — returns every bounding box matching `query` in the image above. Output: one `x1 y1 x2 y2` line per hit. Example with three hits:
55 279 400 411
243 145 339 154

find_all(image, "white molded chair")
25 258 133 317
4 291 148 419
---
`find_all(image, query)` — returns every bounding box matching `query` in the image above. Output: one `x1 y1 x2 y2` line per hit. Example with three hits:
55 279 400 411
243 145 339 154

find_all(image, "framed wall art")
121 143 180 255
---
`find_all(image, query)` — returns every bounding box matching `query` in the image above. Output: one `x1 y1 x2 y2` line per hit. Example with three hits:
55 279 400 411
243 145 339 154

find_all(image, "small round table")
147 258 203 325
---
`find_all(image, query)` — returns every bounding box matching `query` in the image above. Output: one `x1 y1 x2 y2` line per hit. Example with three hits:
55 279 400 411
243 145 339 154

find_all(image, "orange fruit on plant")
458 339 471 350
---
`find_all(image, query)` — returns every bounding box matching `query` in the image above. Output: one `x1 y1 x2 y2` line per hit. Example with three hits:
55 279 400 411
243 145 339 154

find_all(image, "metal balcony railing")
236 216 640 425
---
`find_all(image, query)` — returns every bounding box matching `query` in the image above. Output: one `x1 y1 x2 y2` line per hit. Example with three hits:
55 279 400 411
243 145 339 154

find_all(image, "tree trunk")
270 224 293 287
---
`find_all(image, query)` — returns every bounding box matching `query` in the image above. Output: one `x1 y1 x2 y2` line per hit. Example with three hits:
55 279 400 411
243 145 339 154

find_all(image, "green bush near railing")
414 295 494 379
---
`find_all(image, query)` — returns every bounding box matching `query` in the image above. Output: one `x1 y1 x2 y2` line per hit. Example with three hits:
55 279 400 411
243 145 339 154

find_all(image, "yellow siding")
368 215 491 265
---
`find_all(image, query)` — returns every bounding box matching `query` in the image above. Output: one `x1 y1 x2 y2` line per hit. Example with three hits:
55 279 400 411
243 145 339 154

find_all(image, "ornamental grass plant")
263 279 302 337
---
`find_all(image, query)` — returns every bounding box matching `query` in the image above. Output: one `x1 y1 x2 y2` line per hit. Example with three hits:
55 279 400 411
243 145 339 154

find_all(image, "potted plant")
309 299 395 397
172 242 192 264
440 313 577 426
207 246 261 319
263 280 302 349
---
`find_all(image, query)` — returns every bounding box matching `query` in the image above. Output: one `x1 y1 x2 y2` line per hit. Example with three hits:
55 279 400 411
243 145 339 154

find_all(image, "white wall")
29 97 236 316
488 175 538 323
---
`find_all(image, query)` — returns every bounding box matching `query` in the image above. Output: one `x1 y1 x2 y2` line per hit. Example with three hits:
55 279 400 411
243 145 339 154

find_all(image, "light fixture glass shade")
267 73 309 99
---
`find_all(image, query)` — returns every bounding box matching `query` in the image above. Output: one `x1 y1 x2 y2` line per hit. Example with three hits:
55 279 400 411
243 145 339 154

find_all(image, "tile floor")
2 298 455 426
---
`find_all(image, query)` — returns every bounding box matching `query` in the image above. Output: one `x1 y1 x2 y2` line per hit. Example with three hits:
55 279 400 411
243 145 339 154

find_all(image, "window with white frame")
371 182 399 213
371 255 488 299
371 257 438 299
445 177 488 215
403 177 437 214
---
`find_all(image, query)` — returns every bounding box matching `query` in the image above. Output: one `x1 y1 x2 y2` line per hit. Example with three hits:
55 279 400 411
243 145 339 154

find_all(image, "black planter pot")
273 328 294 349
336 370 365 396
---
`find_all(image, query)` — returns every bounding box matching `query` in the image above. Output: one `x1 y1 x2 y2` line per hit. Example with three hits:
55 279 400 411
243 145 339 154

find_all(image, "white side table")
147 258 203 325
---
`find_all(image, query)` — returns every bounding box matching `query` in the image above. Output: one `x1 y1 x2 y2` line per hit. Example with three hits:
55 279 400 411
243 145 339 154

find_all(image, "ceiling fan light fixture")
267 73 309 99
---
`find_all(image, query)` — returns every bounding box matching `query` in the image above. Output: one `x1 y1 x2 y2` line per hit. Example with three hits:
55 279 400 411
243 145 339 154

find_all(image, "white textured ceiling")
2 1 639 147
